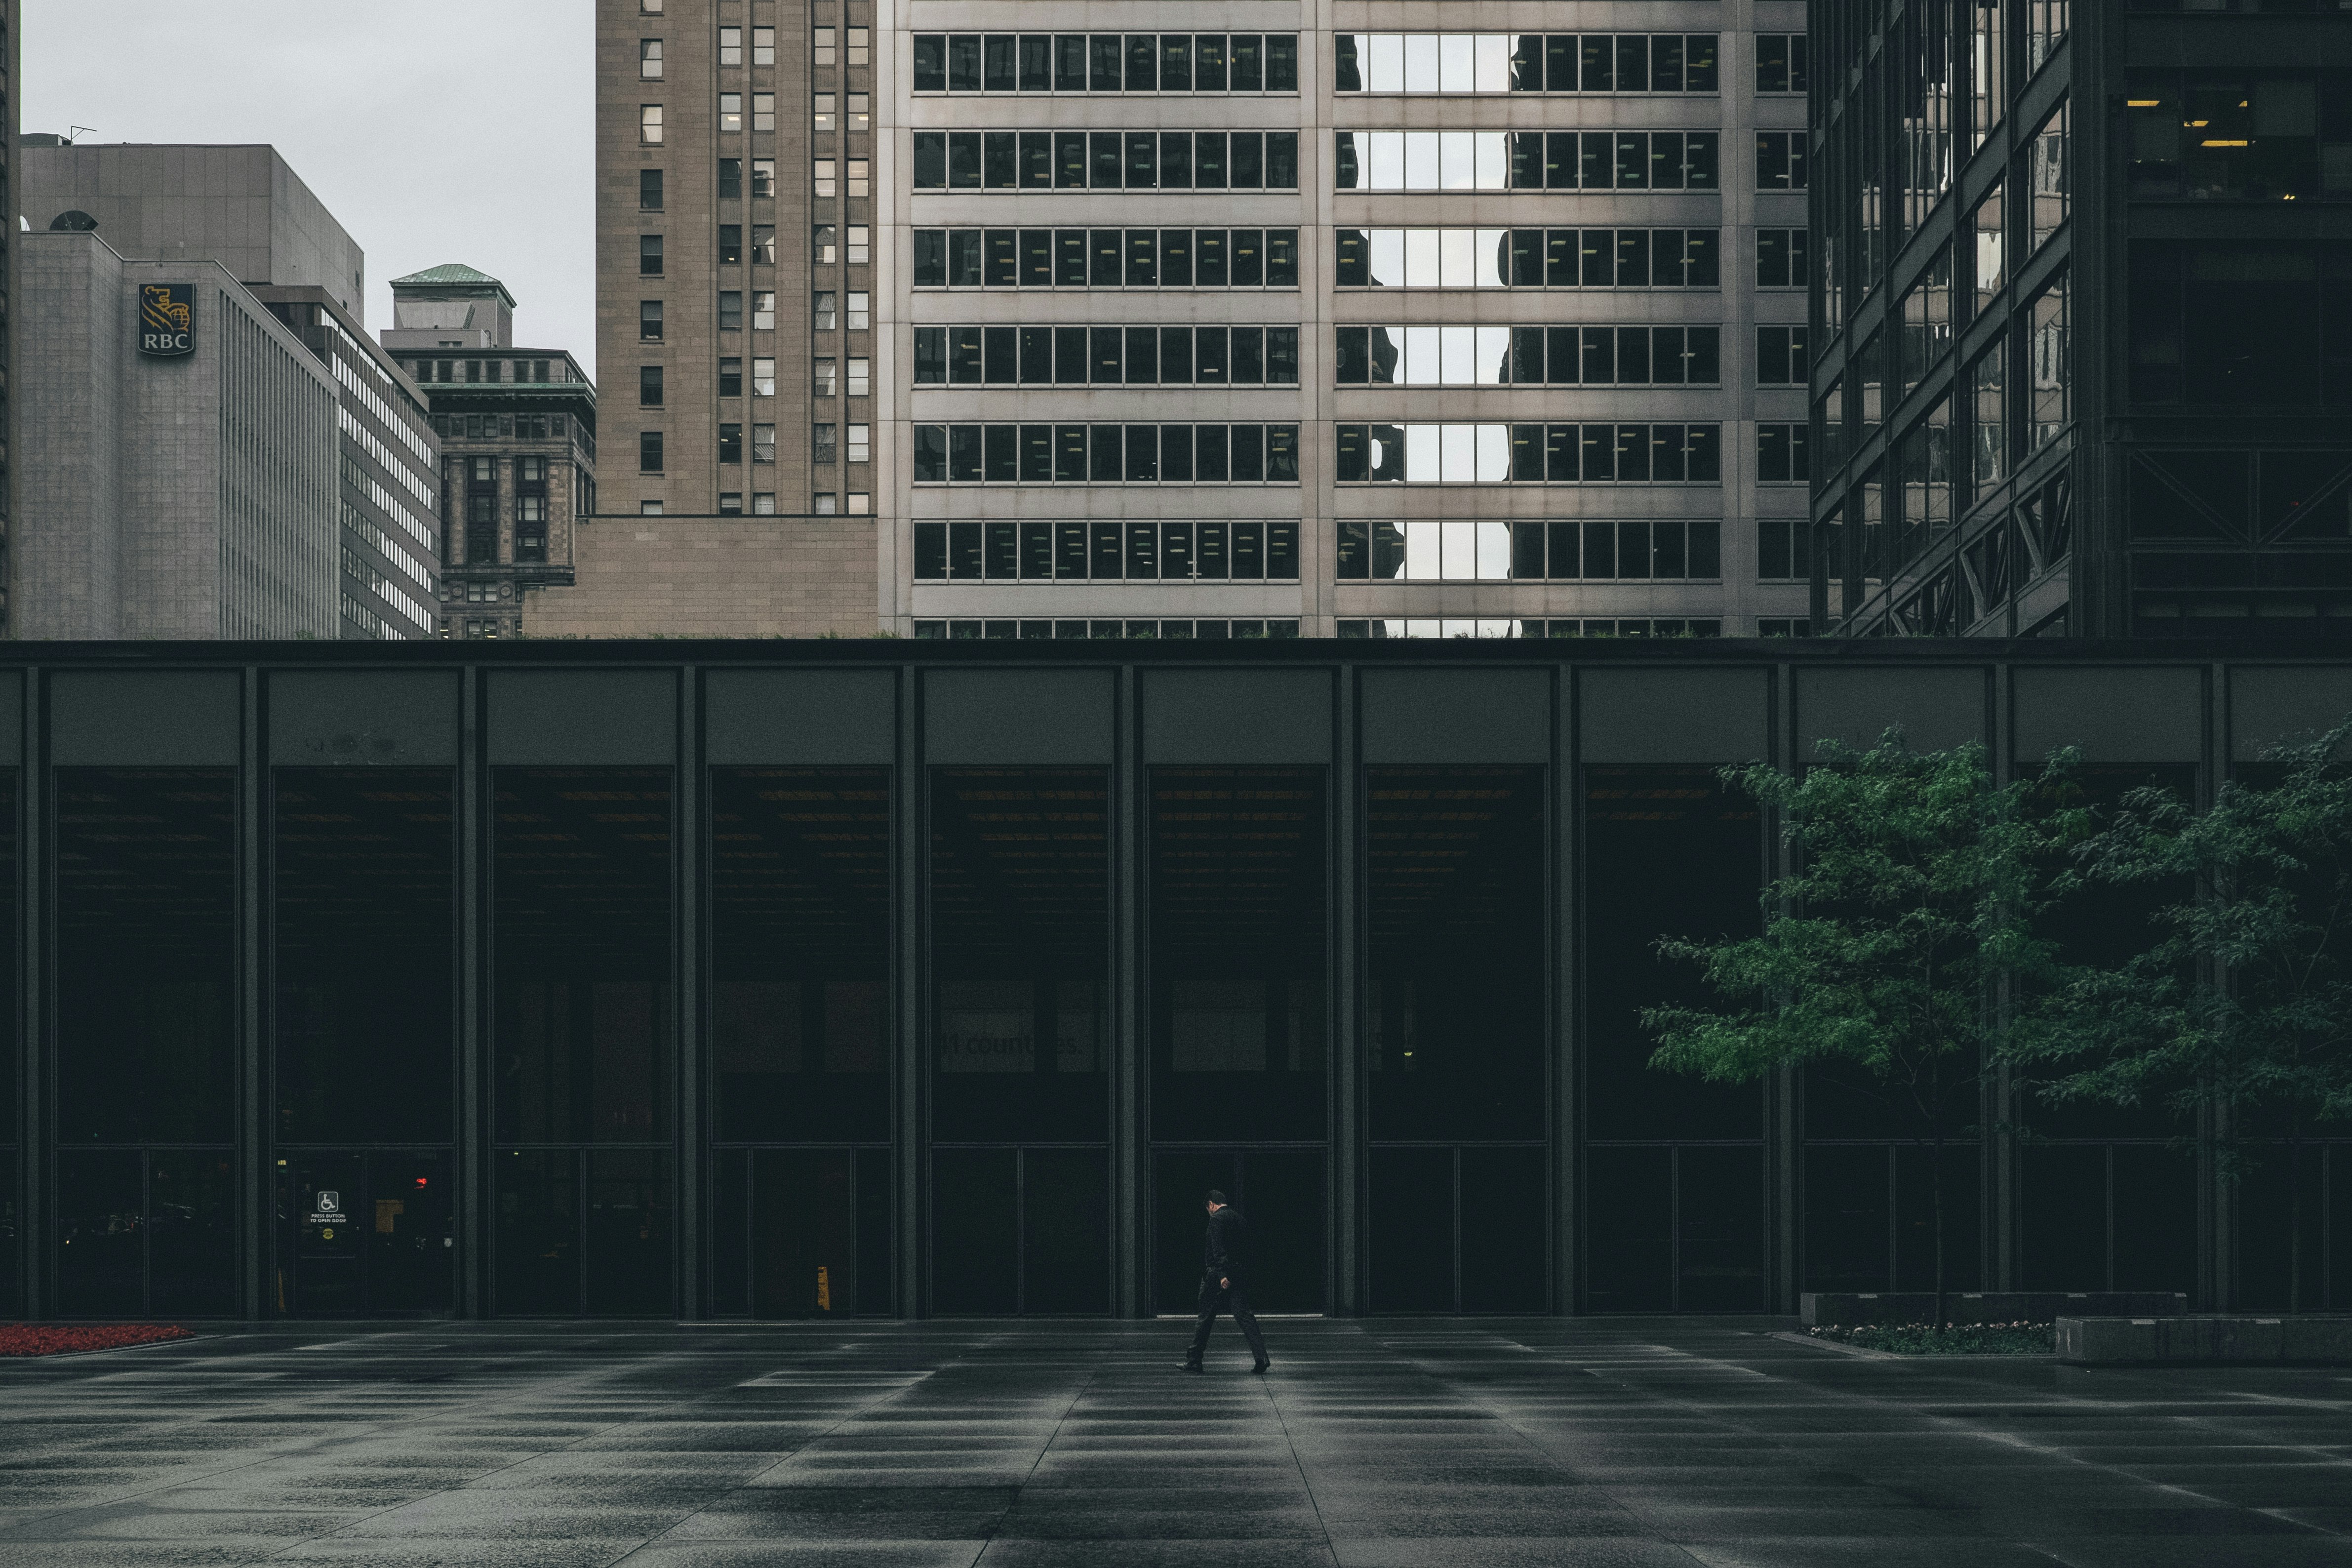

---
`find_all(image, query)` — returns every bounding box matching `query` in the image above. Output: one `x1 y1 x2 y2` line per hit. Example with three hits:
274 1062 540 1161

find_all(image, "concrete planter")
1801 1291 2188 1327
2057 1315 2352 1366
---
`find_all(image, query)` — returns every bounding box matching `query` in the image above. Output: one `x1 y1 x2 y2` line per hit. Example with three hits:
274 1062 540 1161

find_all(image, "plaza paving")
0 1317 2347 1567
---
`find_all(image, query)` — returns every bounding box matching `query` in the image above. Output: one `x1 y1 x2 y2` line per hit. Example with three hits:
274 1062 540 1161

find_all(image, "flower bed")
0 1325 195 1358
1809 1321 2055 1356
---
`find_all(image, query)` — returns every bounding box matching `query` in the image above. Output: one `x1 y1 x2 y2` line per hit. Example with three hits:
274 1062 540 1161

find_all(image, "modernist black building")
1 640 2348 1323
1808 0 2352 638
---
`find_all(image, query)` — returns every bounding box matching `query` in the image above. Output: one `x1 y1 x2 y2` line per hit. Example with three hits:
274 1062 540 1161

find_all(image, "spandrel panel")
1365 766 1545 1141
493 769 674 1144
56 769 237 1144
930 769 1110 1143
1150 768 1328 1142
711 769 891 1143
274 769 455 1144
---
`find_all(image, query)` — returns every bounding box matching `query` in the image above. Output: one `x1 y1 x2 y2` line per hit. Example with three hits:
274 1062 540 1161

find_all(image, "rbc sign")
139 283 195 358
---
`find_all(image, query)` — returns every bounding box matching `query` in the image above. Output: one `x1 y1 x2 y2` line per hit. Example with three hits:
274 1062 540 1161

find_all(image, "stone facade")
22 144 367 324
14 233 341 640
381 266 597 640
526 514 878 638
257 286 443 639
588 0 883 634
1 3 19 634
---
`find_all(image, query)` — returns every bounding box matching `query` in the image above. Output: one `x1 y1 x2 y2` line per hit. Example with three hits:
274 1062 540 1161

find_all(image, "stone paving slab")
0 1319 2347 1566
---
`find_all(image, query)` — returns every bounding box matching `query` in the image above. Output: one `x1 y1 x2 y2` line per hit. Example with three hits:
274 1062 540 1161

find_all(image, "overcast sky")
25 0 598 375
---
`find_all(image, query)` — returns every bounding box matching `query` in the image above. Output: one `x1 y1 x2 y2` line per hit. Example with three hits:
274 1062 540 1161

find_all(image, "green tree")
2015 722 2352 1312
1642 733 2088 1326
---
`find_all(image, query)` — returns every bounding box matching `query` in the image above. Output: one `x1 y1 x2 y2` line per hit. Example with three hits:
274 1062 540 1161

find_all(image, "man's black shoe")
1251 1360 1271 1374
1179 1361 1203 1373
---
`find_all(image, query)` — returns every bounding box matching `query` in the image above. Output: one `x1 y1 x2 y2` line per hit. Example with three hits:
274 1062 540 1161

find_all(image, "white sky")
24 0 598 376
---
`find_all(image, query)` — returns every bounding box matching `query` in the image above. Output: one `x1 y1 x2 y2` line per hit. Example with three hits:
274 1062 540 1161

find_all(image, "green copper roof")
390 263 516 304
393 262 498 286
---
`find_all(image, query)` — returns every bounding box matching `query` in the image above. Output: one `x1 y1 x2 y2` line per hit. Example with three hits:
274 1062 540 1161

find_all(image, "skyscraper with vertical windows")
595 0 1826 638
1809 2 2352 640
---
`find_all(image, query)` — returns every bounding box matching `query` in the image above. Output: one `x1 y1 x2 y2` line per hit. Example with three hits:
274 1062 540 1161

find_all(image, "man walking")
1181 1189 1269 1373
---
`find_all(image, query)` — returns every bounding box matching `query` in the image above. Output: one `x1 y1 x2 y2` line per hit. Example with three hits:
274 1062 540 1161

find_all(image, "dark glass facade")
1811 2 2352 639
0 645 2346 1321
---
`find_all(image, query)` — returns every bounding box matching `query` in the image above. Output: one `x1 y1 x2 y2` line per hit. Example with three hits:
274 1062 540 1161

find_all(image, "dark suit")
1186 1206 1269 1367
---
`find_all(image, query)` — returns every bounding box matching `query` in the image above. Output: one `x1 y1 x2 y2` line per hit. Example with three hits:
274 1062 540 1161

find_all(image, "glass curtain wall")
2016 765 2199 1299
1582 767 1766 1312
1365 766 1547 1313
1149 768 1327 1313
272 770 456 1317
492 768 675 1316
930 768 1111 1314
0 776 15 1317
54 770 239 1317
709 767 893 1317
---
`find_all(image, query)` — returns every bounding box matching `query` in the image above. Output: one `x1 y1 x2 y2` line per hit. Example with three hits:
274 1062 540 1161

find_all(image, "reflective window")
1336 34 1719 94
0 775 12 1314
275 770 455 1145
913 228 1300 290
913 34 1299 94
1336 519 1719 582
493 768 674 1317
1338 228 1720 290
1335 423 1723 484
1153 1149 1326 1313
914 520 1300 583
913 425 1301 486
58 770 236 1147
912 130 1300 192
913 324 1300 386
1337 324 1719 387
1582 767 1764 1312
711 769 890 1143
931 770 1108 1144
1366 766 1546 1313
713 1146 893 1317
1336 130 1718 191
1151 769 1327 1142
1366 768 1543 1144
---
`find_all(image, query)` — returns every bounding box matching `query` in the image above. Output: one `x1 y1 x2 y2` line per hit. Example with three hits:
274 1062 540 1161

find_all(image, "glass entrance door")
280 1151 453 1317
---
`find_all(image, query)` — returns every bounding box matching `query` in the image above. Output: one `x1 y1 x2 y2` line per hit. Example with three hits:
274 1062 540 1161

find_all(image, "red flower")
0 1325 195 1357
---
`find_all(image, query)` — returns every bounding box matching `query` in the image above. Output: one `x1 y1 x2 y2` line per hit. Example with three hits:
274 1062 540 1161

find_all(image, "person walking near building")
1181 1190 1269 1373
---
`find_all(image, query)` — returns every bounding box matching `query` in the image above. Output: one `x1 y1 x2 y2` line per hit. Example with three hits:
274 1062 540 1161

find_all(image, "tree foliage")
1643 732 2090 1322
2012 722 2352 1308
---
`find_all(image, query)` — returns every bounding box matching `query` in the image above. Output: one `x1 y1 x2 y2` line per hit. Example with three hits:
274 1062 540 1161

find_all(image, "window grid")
916 228 1302 290
1339 228 1721 289
1337 618 1722 640
917 618 1303 641
915 519 1303 582
1334 422 1723 483
914 34 1301 95
1337 325 1722 387
1335 35 1720 95
913 130 1302 192
914 424 1302 485
1335 130 1720 192
1335 518 1721 581
915 324 1303 387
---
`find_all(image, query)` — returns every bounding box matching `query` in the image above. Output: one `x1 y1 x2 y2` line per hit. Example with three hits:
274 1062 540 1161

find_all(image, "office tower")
15 230 345 638
1809 3 2352 639
903 22 1814 642
382 266 598 639
598 1 1817 638
584 0 881 637
0 2 17 634
21 143 441 639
